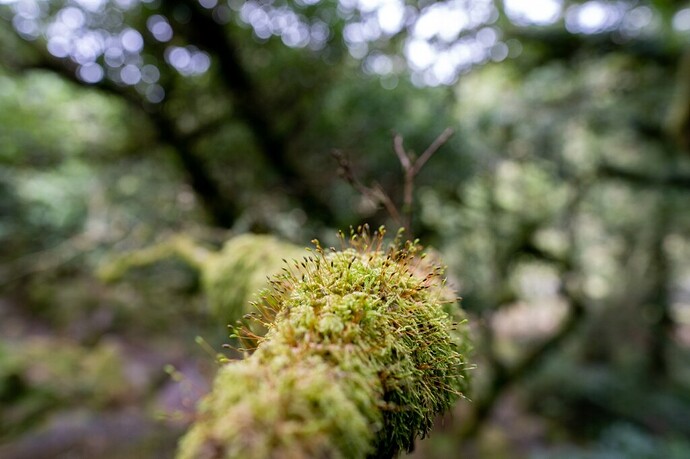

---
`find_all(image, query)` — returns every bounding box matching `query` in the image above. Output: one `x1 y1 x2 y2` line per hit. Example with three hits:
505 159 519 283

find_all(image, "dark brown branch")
645 195 673 378
666 49 690 151
164 0 336 224
461 294 586 438
148 111 240 228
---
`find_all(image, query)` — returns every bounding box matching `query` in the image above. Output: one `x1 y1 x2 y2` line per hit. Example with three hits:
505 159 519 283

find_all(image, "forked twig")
414 127 455 174
332 128 455 234
331 150 403 225
394 128 455 230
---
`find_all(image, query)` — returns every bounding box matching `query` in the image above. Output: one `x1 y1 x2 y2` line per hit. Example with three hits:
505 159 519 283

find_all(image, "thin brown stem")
393 134 412 170
331 150 403 226
333 129 454 234
371 182 403 225
394 129 455 232
412 127 454 175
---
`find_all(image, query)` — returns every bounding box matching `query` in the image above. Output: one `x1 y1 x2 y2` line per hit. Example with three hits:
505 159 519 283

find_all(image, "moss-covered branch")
99 234 304 325
177 228 471 458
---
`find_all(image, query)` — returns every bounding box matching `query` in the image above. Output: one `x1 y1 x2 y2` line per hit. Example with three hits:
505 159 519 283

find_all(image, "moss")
99 234 304 327
178 356 377 459
98 235 211 283
0 338 129 439
202 234 305 326
177 228 471 459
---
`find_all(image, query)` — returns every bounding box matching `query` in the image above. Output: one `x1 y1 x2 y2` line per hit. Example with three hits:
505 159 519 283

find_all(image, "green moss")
99 233 304 327
178 356 377 459
202 234 305 326
177 228 471 459
0 338 129 439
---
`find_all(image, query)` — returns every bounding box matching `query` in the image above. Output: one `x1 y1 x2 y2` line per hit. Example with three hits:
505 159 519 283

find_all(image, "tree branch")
164 0 336 224
461 178 590 437
412 127 454 175
331 150 403 226
333 130 454 233
393 134 412 170
394 129 455 231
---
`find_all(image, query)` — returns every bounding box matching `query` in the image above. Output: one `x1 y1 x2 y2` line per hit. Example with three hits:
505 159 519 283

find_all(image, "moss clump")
99 233 304 326
177 228 471 459
202 234 305 326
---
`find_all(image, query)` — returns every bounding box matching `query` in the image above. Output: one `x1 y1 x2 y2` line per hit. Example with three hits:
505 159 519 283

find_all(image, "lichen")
177 228 471 459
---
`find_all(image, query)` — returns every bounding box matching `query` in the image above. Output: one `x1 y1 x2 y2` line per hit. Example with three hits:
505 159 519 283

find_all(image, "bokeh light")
78 62 104 83
165 46 211 76
565 1 624 34
147 15 173 42
673 8 690 32
120 28 143 53
504 0 562 26
198 0 218 9
1 0 674 93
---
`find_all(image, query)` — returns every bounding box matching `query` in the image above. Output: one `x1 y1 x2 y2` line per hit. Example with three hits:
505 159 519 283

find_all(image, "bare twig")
332 149 369 195
332 129 454 234
394 128 455 231
393 134 412 170
413 127 455 175
599 163 690 190
331 150 403 225
371 182 403 225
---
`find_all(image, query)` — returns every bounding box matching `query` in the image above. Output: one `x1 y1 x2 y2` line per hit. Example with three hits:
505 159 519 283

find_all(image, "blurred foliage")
0 337 128 440
1 0 690 457
532 423 690 459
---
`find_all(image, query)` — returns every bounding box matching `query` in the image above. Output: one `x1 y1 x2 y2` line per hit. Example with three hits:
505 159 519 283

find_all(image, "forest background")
2 0 690 457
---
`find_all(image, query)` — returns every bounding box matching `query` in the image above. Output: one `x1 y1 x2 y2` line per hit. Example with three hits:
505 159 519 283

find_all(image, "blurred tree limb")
0 4 339 228
666 48 690 152
162 0 336 224
3 35 241 228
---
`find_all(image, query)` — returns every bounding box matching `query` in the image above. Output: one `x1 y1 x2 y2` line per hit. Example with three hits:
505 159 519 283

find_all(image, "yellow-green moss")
177 229 471 459
99 234 304 326
0 338 128 439
202 234 305 326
